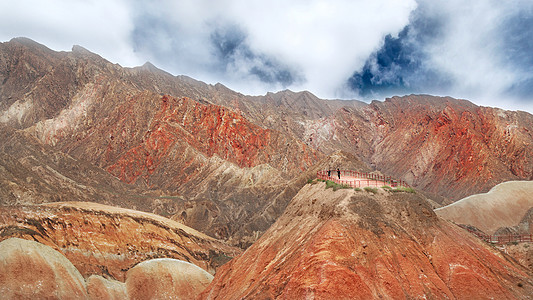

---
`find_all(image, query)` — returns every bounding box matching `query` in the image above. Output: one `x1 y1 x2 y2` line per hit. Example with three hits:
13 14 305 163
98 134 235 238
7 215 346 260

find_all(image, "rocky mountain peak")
8 37 51 50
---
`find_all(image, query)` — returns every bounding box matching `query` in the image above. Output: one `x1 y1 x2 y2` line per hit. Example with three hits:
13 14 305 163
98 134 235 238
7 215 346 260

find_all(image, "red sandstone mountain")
301 95 533 201
2 37 533 299
0 124 167 209
201 183 533 299
1 37 533 246
0 202 240 281
0 38 325 245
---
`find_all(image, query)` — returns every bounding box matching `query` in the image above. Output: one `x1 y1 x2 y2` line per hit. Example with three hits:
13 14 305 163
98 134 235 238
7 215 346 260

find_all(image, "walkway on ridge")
317 170 409 189
316 170 533 245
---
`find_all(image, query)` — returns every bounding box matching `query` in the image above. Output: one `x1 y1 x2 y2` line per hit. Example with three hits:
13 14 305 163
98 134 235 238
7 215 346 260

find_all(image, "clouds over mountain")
349 0 533 111
1 0 532 111
128 0 416 96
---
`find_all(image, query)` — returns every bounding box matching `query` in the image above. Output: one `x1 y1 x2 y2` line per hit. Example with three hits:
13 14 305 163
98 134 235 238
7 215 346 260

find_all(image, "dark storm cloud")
210 25 247 62
347 27 446 97
210 26 299 86
348 6 451 99
347 4 452 99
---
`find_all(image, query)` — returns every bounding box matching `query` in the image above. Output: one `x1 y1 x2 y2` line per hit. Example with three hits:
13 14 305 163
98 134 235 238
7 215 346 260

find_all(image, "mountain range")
0 37 532 298
1 37 532 246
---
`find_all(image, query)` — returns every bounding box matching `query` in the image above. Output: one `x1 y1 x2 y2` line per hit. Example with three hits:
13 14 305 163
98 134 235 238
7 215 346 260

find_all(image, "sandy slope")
435 181 533 234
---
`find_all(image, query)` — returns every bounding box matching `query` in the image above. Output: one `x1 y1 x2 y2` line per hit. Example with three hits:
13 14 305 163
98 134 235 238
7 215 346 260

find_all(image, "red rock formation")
0 237 88 299
0 202 240 281
104 95 317 185
325 95 533 200
0 124 167 210
126 258 213 300
201 184 533 299
3 39 532 204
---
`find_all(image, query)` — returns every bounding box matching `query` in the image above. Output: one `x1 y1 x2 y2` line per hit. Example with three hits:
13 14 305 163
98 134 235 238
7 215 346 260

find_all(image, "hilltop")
202 182 533 299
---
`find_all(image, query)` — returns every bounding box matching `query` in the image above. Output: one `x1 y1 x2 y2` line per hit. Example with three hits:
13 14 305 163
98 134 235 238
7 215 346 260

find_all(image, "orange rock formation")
126 258 213 300
0 202 240 281
201 183 533 299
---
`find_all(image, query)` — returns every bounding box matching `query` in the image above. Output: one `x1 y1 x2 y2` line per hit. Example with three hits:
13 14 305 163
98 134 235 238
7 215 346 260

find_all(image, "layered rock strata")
0 202 240 281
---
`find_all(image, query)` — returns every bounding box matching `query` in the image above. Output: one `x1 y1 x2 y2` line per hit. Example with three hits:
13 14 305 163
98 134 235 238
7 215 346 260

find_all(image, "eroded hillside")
0 202 240 281
201 183 533 299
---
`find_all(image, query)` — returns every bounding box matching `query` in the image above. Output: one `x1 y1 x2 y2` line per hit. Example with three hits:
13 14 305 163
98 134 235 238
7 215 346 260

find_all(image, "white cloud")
416 0 533 112
127 0 417 98
0 0 143 67
424 1 512 98
1 0 532 112
234 0 417 97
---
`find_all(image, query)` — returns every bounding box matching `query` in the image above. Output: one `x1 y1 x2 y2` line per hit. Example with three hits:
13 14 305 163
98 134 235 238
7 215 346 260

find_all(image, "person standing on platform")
337 168 341 179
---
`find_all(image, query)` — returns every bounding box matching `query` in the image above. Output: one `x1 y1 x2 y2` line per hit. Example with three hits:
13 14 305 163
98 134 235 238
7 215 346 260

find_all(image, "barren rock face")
201 184 533 299
126 258 213 300
330 95 533 201
0 202 240 281
0 38 323 246
0 124 160 209
0 237 87 299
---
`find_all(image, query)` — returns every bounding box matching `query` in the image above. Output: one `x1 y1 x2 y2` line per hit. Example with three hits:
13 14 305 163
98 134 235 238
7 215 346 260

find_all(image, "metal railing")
458 225 532 244
316 170 410 188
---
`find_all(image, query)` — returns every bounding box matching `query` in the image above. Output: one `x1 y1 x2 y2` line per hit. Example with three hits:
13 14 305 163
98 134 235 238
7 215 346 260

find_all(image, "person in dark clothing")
337 168 341 179
327 169 331 177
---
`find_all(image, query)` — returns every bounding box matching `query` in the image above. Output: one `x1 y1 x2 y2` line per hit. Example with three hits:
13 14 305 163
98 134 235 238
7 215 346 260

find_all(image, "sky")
1 0 532 112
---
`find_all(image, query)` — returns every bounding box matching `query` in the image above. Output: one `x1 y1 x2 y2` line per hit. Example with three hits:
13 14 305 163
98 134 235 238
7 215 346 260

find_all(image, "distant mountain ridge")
1 37 532 246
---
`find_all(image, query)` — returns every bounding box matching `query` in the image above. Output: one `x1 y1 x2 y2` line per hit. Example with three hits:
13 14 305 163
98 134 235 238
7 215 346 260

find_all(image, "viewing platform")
317 170 410 188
